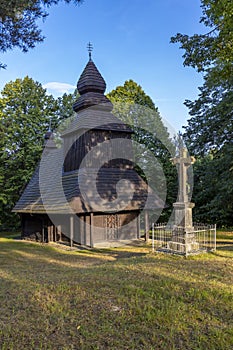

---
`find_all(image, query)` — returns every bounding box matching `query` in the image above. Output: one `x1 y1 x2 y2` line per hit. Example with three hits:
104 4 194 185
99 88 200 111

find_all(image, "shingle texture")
13 58 164 214
77 59 106 94
13 152 164 214
74 60 111 112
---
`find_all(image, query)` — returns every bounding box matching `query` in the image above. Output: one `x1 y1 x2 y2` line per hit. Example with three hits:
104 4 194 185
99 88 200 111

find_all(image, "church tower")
13 47 164 247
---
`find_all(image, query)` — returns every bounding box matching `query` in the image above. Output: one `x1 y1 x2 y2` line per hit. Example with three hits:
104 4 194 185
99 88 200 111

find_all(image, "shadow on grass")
51 241 148 260
0 232 21 239
213 245 233 259
98 249 147 260
0 238 232 350
216 241 233 245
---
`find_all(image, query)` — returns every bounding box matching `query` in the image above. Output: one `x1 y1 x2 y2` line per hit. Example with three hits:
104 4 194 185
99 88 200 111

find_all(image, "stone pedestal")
168 140 198 255
173 202 195 229
167 202 199 254
167 233 199 254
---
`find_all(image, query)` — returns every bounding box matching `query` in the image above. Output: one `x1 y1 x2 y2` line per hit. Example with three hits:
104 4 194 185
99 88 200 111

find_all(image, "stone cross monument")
168 136 199 254
172 142 195 230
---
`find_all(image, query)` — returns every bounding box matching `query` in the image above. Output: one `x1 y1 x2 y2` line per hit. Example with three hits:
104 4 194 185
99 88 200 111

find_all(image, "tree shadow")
213 244 233 258
100 249 147 260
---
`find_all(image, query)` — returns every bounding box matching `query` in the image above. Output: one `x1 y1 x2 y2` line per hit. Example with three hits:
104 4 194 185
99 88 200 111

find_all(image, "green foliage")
171 0 233 154
171 0 233 227
0 76 75 229
107 80 177 222
0 77 54 228
0 0 83 68
55 90 78 121
107 79 157 110
192 144 233 226
171 0 233 74
184 74 233 156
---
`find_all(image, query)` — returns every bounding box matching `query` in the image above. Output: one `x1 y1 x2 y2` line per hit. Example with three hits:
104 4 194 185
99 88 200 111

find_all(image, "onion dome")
77 60 106 94
73 50 112 113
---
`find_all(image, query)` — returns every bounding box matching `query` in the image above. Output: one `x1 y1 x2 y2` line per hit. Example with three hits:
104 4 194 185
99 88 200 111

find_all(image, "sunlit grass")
0 231 232 349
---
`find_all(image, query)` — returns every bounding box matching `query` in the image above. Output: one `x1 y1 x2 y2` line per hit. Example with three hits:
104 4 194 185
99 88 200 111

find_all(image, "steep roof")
77 59 106 94
63 58 132 136
61 107 133 137
13 146 164 214
73 59 112 113
13 56 164 214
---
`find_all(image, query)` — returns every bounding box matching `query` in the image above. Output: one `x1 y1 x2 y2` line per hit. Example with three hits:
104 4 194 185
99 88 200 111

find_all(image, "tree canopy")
107 80 173 153
171 0 233 74
0 76 75 229
171 0 233 226
171 0 233 154
192 144 233 226
0 0 83 68
107 79 157 111
108 80 177 222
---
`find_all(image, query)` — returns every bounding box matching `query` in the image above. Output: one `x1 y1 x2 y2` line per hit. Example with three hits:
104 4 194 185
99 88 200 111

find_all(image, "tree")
171 0 233 226
54 89 78 121
0 75 78 229
0 0 83 68
107 79 157 111
192 143 233 226
107 80 174 153
171 0 233 154
0 76 57 228
107 80 177 222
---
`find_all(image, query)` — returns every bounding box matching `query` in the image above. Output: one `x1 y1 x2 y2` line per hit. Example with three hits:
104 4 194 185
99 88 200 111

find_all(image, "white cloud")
43 82 76 95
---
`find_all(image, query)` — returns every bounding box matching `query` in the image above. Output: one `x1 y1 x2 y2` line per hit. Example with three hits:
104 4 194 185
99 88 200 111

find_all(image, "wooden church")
13 51 164 247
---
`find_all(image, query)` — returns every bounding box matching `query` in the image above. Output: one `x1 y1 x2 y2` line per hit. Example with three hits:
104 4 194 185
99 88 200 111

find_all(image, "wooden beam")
57 225 62 242
70 215 74 247
42 219 45 243
54 225 56 242
48 225 51 242
21 214 24 239
81 216 85 245
144 211 149 242
137 212 141 239
90 213 93 247
50 224 53 242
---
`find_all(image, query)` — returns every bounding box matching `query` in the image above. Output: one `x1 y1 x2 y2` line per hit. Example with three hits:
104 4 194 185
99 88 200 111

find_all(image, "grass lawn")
0 230 233 350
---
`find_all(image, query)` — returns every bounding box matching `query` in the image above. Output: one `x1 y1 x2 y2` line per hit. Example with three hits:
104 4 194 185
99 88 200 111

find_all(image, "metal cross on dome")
87 42 93 60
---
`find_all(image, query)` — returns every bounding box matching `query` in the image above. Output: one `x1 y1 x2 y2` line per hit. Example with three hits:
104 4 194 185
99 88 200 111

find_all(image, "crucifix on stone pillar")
171 135 195 231
172 142 195 204
167 134 199 254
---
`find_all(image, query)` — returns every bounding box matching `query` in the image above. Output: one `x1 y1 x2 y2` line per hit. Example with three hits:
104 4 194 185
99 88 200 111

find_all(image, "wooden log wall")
64 129 133 173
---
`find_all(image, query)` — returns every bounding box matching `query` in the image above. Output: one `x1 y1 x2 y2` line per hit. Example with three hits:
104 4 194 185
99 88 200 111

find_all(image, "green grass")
0 231 233 350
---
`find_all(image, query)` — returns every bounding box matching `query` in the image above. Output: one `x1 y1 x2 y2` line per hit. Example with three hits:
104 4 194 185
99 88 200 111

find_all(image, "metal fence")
152 223 216 256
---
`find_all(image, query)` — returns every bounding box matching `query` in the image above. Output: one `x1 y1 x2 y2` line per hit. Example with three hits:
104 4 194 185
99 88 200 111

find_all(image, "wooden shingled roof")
13 143 164 214
13 57 164 214
61 107 133 137
13 167 165 214
73 59 111 113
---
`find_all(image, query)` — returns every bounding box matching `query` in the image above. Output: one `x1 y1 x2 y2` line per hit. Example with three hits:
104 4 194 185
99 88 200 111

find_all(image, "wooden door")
105 214 120 240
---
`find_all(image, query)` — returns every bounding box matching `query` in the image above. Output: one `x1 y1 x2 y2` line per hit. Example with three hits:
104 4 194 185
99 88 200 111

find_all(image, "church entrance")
105 214 121 240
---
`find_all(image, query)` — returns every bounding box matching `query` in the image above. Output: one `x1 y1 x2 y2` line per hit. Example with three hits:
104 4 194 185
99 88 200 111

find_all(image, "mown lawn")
0 231 233 350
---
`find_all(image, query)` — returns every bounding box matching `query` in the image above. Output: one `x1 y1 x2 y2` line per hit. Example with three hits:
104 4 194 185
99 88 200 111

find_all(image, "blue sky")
0 0 205 132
